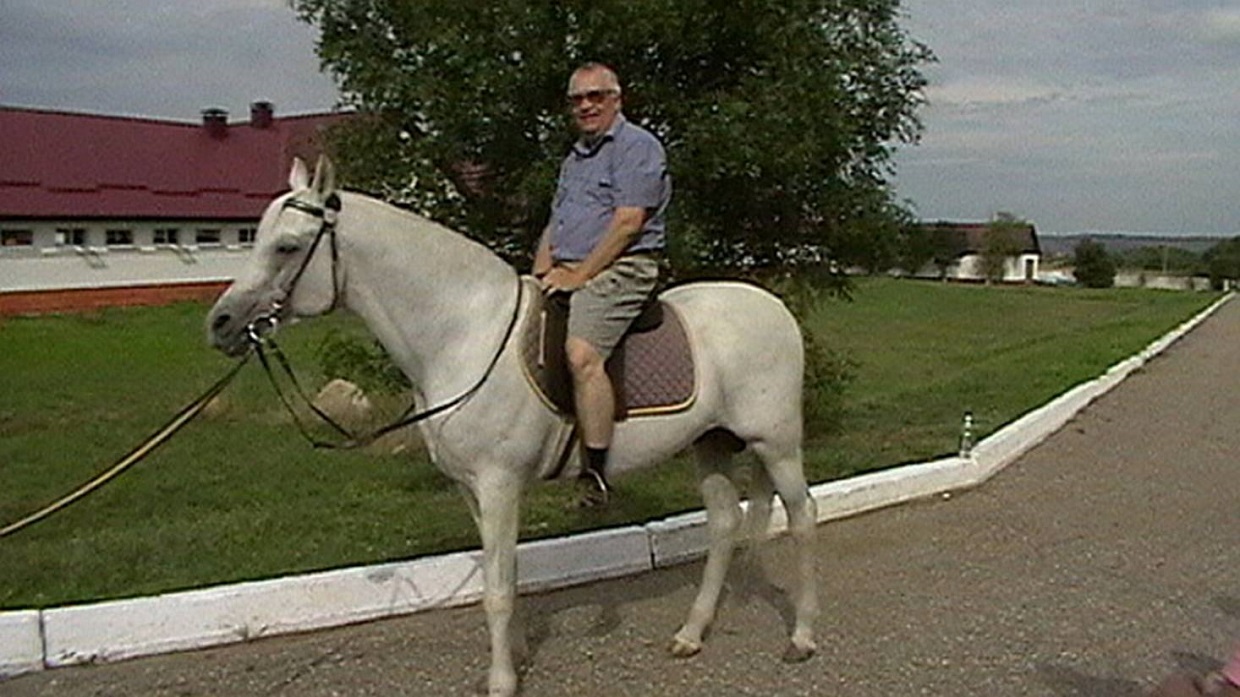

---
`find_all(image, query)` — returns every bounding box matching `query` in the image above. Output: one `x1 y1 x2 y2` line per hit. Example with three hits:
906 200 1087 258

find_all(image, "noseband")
247 192 343 342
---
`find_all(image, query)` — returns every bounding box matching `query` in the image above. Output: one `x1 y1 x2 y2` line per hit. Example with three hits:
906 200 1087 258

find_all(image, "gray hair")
569 62 622 96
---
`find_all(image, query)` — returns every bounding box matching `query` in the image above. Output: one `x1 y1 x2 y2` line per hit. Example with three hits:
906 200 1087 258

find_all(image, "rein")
246 194 525 450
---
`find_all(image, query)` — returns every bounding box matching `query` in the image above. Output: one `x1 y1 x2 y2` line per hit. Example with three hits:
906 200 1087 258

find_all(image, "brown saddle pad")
519 283 696 419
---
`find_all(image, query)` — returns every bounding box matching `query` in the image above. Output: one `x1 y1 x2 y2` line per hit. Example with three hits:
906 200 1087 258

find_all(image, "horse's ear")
311 156 336 198
289 158 310 190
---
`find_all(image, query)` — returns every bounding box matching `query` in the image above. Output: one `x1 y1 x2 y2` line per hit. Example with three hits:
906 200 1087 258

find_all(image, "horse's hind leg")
739 464 776 561
752 440 819 662
671 435 743 658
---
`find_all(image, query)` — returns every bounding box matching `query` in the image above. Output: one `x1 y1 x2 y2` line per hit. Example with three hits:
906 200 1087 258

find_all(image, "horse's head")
206 156 342 356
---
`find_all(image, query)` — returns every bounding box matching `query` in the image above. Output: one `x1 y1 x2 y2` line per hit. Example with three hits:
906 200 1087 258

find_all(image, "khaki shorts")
562 255 660 359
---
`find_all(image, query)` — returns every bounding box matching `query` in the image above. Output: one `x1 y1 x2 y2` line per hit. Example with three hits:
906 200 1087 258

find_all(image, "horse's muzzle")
207 280 293 354
206 311 251 357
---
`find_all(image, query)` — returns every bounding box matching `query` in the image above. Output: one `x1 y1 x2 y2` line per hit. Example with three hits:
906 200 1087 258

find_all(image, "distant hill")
1039 233 1231 257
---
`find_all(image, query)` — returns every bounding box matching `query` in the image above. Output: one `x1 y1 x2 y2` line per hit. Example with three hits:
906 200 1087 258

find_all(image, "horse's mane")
340 190 516 275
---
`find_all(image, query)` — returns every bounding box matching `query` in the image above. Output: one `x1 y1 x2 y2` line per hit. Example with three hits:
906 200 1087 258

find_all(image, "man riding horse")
533 62 672 506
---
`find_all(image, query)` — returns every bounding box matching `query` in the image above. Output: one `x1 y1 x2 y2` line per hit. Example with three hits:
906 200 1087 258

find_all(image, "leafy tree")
892 222 934 276
1203 236 1240 289
292 0 934 277
1073 239 1116 288
840 199 913 275
896 221 964 279
979 218 1029 284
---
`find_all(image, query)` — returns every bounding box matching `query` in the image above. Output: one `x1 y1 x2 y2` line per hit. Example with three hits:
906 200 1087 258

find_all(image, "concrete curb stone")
0 612 40 677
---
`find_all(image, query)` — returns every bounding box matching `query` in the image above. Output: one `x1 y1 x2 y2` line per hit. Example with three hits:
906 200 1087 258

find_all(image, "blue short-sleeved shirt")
549 114 670 262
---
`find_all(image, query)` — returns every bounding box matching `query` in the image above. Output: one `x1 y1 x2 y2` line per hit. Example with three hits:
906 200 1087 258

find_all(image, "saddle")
519 279 696 420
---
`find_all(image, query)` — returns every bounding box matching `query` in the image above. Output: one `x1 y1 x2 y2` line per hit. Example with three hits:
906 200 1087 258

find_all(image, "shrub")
1073 239 1117 288
315 329 411 395
765 273 856 437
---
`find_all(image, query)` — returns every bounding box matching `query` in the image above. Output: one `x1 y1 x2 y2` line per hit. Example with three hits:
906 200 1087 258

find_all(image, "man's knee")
565 336 605 379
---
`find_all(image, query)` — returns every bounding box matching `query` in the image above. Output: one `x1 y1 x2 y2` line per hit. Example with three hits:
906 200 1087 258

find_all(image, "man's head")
567 63 622 139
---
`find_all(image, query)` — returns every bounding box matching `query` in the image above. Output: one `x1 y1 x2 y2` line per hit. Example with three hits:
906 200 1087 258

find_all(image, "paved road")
5 300 1240 697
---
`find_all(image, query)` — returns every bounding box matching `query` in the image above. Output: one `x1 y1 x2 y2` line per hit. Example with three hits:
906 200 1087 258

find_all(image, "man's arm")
541 206 647 292
571 206 647 280
533 224 554 278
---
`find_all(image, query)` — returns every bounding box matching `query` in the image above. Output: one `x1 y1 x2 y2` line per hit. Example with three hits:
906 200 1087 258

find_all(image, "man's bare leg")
567 336 614 504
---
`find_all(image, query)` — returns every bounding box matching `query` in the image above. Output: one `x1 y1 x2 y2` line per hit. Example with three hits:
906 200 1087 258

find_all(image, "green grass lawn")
801 279 1218 479
0 279 1220 609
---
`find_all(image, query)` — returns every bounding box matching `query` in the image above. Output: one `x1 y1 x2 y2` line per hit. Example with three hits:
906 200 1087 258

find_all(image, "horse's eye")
275 242 300 255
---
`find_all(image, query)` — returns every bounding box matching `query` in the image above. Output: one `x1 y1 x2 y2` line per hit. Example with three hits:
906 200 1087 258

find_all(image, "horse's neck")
338 194 518 402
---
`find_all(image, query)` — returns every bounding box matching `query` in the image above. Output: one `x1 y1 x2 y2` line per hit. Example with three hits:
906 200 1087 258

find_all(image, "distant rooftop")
919 220 1041 256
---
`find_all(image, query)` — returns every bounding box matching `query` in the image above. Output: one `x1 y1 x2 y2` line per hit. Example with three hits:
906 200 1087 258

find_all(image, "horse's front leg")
472 470 524 697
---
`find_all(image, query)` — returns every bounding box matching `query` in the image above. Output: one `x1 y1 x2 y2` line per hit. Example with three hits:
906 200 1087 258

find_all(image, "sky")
893 0 1240 236
0 1 339 121
2 0 1238 237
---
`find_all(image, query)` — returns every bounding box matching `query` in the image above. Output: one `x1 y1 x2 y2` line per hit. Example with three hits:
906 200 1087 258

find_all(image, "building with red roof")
0 102 349 314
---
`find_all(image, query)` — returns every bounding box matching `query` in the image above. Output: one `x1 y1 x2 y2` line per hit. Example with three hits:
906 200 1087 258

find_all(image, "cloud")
923 78 1068 113
1201 7 1240 42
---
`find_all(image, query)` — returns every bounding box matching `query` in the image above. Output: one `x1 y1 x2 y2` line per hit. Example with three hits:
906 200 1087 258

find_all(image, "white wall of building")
951 253 1040 282
0 220 256 292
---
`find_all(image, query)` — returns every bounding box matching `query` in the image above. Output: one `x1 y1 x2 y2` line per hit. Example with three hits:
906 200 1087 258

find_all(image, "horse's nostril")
211 313 231 331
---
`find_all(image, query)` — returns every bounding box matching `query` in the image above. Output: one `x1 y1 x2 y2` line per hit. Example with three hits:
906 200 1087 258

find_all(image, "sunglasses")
566 89 618 106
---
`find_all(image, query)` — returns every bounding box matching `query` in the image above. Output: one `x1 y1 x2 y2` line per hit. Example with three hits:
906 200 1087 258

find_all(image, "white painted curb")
0 612 40 677
42 550 487 667
37 526 653 669
517 525 653 593
1 293 1231 678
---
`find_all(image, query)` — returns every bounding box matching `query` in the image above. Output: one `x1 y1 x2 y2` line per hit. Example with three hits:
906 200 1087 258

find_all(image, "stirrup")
577 468 610 507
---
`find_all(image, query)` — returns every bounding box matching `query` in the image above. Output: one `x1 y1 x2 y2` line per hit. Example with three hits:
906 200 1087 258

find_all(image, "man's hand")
539 266 588 294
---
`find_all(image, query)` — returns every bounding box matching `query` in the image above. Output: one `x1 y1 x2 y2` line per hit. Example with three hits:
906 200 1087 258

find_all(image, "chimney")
201 107 229 139
250 100 274 129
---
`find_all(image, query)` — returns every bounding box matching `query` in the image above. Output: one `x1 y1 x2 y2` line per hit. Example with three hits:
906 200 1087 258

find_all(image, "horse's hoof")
486 682 517 697
669 635 702 658
484 670 518 697
781 641 816 663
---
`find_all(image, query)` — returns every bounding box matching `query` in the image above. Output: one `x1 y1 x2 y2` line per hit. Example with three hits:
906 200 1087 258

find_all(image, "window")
105 229 133 246
196 228 222 245
154 228 180 245
56 228 87 246
237 227 257 244
1 230 34 247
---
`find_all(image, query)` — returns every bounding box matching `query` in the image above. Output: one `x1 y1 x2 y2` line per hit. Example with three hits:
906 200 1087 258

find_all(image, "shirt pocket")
588 176 615 207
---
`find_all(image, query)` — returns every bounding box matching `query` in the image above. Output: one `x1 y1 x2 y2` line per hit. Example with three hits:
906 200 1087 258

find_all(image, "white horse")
206 157 818 697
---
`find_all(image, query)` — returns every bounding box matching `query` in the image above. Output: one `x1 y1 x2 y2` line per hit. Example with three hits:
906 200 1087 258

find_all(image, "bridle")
244 192 524 450
245 192 343 343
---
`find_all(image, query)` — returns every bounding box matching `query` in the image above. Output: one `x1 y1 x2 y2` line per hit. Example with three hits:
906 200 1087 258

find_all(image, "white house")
911 221 1042 283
